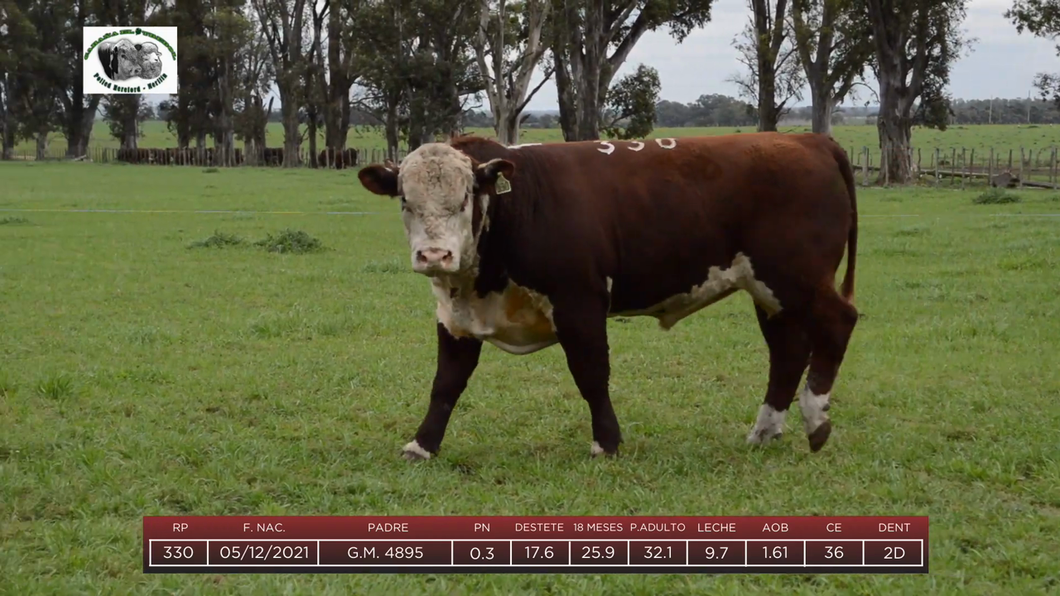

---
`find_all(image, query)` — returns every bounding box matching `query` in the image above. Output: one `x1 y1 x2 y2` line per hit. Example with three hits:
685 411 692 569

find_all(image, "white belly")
610 252 782 329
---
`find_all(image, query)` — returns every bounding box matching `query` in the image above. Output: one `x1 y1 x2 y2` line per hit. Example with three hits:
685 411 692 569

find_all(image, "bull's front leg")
550 293 622 457
403 322 483 461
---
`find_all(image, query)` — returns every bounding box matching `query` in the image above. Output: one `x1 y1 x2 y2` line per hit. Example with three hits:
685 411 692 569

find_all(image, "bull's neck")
469 193 516 298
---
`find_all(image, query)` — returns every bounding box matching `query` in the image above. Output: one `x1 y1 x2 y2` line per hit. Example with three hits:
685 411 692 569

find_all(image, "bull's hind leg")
799 287 859 452
747 307 812 445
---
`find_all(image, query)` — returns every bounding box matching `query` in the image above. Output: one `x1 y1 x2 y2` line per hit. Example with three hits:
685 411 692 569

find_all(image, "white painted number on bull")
598 141 616 155
629 141 645 152
655 138 677 149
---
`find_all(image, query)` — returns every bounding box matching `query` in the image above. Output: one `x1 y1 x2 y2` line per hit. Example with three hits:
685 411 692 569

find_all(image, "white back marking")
598 141 616 155
629 141 645 151
655 138 677 149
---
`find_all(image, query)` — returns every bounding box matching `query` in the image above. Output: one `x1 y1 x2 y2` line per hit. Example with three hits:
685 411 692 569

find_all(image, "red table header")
144 516 928 541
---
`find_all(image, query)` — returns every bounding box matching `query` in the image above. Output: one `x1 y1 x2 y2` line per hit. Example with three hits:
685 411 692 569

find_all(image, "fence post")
1019 147 1025 188
989 148 994 184
935 148 941 187
960 148 966 189
862 146 869 186
968 149 974 189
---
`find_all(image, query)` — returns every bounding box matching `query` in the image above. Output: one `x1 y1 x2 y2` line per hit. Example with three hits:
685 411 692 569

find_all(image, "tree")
601 63 660 138
304 0 328 165
0 0 36 159
252 0 309 166
233 5 274 157
550 0 714 141
472 0 552 144
97 0 158 152
729 0 804 131
790 0 873 134
404 0 484 148
865 0 969 184
1007 0 1060 107
323 0 359 152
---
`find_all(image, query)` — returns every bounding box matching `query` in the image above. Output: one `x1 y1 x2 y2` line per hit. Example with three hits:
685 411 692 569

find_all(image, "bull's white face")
139 43 163 79
357 143 514 278
397 147 476 275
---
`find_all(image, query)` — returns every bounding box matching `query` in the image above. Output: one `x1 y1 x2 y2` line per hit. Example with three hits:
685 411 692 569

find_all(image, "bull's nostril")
415 251 427 263
441 251 453 263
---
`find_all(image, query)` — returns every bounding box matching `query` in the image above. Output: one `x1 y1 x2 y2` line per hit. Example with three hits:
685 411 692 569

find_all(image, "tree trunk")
756 49 779 132
554 54 578 141
176 93 191 149
876 75 913 184
1 93 14 160
281 97 300 167
810 85 834 136
35 131 48 160
385 102 400 161
117 95 141 150
215 58 235 165
338 94 350 150
500 112 520 145
307 117 318 168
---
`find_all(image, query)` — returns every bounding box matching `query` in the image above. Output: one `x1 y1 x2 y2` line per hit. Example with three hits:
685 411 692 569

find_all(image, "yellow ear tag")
495 173 512 195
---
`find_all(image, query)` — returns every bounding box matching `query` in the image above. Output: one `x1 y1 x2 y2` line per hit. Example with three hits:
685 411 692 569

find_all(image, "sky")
506 0 1060 112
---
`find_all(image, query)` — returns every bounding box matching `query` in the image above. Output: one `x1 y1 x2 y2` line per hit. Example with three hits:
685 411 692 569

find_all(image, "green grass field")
14 120 1060 159
1 160 1059 594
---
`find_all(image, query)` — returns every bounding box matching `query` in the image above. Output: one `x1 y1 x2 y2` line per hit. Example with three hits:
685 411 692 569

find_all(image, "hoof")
747 404 786 445
402 440 432 461
807 421 832 452
591 441 619 457
747 429 783 445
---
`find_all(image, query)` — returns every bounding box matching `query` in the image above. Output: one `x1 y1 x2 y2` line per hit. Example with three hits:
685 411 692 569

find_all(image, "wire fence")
4 144 409 169
7 142 1060 189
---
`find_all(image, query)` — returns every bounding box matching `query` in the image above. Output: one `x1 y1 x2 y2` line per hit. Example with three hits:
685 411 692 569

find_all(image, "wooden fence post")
935 148 941 187
968 149 975 189
862 147 869 185
1019 147 1025 188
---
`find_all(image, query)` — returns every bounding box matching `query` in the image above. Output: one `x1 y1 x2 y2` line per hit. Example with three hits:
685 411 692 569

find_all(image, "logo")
82 27 178 94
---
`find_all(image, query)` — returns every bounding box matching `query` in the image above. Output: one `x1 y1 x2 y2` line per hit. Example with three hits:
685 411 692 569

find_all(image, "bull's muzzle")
413 247 457 275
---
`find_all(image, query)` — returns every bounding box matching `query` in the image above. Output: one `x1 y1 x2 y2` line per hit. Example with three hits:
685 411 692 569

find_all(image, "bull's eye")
461 195 469 211
399 196 408 210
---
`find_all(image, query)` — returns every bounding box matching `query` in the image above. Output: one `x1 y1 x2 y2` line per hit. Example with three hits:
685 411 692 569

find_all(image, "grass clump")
187 230 244 249
254 229 325 254
36 373 75 400
0 216 30 225
973 188 1022 205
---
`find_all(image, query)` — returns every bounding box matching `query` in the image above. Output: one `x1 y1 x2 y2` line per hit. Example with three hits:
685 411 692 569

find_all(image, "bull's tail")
830 141 858 304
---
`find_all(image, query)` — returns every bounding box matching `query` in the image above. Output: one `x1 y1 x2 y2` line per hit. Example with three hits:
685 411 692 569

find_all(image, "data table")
144 516 928 574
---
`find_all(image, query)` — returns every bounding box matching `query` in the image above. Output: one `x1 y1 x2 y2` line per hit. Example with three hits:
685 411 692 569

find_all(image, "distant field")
12 121 1060 160
1 161 1059 594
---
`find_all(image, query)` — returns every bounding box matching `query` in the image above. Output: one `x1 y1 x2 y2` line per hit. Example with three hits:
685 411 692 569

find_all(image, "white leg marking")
598 141 615 155
402 440 432 461
628 141 645 151
591 441 606 456
799 386 831 435
747 404 786 444
655 138 677 149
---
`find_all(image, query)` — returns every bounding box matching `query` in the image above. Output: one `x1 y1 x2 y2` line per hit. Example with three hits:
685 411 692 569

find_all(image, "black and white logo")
83 26 178 94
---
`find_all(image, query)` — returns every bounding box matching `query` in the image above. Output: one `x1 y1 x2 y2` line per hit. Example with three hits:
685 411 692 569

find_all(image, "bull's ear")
474 158 515 190
358 164 400 196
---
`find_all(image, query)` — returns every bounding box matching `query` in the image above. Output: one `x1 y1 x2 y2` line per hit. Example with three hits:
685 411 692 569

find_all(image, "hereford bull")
357 133 859 460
